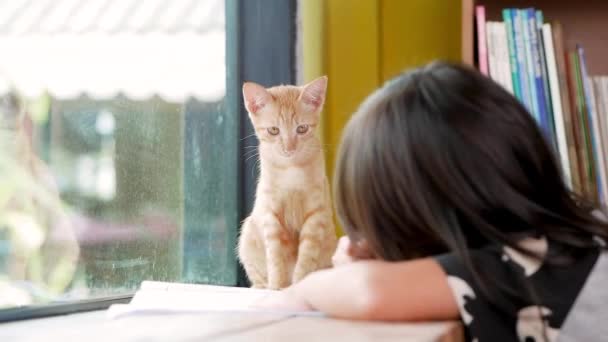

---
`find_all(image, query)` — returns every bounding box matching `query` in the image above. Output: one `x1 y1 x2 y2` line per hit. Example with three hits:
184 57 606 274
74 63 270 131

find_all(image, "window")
0 0 295 318
0 0 238 311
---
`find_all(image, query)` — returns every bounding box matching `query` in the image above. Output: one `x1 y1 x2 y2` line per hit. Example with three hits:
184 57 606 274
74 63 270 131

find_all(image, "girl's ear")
299 76 328 113
242 82 272 115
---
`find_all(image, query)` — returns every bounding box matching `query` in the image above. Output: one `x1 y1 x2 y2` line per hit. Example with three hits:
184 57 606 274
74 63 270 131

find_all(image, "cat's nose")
283 139 297 155
283 147 296 156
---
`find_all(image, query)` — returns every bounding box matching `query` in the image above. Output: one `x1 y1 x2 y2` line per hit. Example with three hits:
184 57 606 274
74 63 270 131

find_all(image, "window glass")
0 0 236 309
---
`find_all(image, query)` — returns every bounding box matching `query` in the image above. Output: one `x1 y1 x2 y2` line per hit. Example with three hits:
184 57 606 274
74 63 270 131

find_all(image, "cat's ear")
299 76 327 112
243 82 272 114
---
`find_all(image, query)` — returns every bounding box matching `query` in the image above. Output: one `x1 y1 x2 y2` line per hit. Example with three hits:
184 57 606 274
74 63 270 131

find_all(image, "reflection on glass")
0 0 233 309
1 93 80 307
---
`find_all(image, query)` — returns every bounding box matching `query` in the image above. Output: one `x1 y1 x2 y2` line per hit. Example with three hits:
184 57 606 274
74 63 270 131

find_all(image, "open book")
106 281 324 319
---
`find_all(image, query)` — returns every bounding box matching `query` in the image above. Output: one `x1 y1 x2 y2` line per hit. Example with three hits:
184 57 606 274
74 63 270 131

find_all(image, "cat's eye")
296 125 309 134
267 127 280 135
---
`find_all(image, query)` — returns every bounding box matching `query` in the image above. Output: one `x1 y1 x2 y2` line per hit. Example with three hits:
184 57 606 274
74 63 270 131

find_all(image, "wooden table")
0 310 463 341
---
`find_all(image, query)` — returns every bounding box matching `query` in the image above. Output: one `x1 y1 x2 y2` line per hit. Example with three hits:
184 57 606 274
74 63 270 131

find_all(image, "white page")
107 281 324 319
139 280 276 294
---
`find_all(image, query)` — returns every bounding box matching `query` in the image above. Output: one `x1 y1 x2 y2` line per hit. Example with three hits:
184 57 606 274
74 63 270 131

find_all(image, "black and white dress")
434 236 604 342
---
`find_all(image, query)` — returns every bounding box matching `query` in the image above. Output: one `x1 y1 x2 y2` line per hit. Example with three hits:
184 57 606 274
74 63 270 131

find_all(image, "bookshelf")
463 0 608 74
462 0 608 206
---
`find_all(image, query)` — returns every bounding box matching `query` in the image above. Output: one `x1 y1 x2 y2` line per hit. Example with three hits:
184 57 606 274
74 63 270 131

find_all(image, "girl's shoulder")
433 236 603 342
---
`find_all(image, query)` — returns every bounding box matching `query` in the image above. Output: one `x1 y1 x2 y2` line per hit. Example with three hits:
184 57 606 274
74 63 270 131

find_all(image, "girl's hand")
331 236 374 267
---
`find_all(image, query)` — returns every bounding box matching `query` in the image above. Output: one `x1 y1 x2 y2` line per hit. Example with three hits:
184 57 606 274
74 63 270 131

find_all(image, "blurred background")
0 0 232 308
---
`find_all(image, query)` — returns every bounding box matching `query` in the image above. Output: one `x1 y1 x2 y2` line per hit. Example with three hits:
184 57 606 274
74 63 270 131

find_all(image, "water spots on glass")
1 0 231 309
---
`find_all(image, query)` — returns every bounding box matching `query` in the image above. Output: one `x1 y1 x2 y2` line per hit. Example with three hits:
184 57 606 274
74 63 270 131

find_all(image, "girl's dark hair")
334 61 608 268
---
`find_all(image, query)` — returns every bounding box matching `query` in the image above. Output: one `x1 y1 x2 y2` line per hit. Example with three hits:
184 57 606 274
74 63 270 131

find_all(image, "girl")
256 62 608 341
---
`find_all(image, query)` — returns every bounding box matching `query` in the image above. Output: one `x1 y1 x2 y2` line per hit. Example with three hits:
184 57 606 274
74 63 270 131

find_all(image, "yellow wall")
302 0 464 233
381 0 462 80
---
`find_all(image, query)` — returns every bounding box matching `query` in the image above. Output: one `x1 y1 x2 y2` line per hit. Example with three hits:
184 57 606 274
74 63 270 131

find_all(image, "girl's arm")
260 258 459 321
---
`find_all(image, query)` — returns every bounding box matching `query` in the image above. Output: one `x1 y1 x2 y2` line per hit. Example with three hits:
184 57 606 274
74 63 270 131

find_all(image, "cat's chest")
274 167 312 190
258 165 327 231
279 190 308 232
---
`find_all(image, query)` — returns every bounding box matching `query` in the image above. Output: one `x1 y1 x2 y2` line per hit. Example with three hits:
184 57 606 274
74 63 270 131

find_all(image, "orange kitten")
238 76 337 289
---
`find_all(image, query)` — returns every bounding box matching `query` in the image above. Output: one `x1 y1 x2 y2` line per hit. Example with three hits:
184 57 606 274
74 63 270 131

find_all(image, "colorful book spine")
503 9 522 100
571 51 597 201
596 77 608 205
536 11 556 143
495 22 514 94
566 52 589 197
553 22 582 194
487 22 515 93
476 6 489 76
523 9 540 123
542 23 572 189
486 22 499 81
578 46 606 203
527 9 553 143
591 78 608 206
512 9 533 115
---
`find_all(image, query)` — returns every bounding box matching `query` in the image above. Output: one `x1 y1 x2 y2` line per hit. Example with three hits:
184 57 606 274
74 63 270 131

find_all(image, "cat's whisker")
244 149 258 156
245 155 259 162
251 158 261 180
243 154 257 160
245 153 259 162
240 133 257 141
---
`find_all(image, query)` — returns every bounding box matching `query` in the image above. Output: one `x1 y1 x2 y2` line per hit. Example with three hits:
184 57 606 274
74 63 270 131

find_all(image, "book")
487 22 499 82
603 78 608 195
512 9 533 114
522 9 540 123
592 77 608 206
487 22 513 93
552 22 582 194
595 77 608 205
587 80 607 205
566 51 589 197
527 8 553 144
495 21 514 94
570 50 597 201
503 9 522 100
476 6 489 76
542 23 572 189
106 281 324 320
579 46 607 204
536 11 557 146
